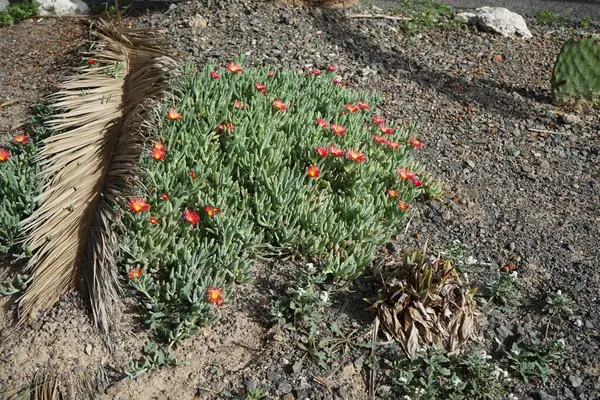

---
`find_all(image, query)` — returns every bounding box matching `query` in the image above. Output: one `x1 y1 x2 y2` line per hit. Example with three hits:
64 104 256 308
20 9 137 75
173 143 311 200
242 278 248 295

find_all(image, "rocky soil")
1 1 599 399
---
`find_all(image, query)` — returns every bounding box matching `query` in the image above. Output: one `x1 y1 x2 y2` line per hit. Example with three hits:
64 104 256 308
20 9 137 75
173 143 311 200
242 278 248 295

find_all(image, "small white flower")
507 393 518 400
492 369 500 378
557 338 566 346
503 370 509 378
510 271 518 278
402 396 411 400
557 290 562 296
466 256 478 265
398 375 408 384
319 291 329 303
305 262 315 271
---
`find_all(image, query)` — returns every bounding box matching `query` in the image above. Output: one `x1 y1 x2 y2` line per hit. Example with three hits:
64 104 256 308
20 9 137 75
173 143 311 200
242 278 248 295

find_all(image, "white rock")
187 14 207 34
0 0 9 12
458 7 532 39
38 0 89 16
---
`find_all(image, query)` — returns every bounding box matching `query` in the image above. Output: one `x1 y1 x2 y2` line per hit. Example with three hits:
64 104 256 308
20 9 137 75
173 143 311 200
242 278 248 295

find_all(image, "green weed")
0 0 38 27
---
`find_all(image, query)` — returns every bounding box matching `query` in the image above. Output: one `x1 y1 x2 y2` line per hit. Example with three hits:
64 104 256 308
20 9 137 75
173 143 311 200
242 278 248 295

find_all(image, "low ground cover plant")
0 0 38 27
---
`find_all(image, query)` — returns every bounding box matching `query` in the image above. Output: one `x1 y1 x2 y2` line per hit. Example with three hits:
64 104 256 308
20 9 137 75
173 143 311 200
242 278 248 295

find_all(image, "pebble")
569 375 583 388
267 370 281 382
278 381 293 394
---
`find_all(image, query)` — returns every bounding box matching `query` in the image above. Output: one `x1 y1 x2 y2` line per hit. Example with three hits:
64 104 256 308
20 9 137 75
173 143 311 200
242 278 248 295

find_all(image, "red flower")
397 201 409 211
160 192 169 200
226 62 243 73
218 122 235 132
11 133 30 145
307 165 321 178
254 83 267 94
0 148 11 163
397 168 416 181
316 118 329 128
327 65 336 72
345 149 367 163
209 71 220 79
183 209 201 225
166 108 182 120
88 59 96 65
127 267 143 280
188 170 196 179
206 286 224 306
386 189 398 198
330 124 346 136
272 99 288 111
128 197 151 214
379 125 394 135
388 141 400 151
333 77 342 85
344 104 360 113
372 116 385 125
372 135 389 145
412 178 423 187
356 101 370 110
315 146 329 157
311 68 321 76
268 70 274 78
149 216 160 225
152 141 166 152
328 145 345 157
408 137 423 149
204 205 218 218
151 148 166 161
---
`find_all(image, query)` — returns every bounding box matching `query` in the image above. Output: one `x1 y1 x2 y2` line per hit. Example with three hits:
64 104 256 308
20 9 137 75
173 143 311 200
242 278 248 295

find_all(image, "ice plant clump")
206 286 224 306
307 165 321 178
128 197 150 214
409 137 423 149
166 108 182 120
183 209 201 225
12 133 30 145
0 148 11 163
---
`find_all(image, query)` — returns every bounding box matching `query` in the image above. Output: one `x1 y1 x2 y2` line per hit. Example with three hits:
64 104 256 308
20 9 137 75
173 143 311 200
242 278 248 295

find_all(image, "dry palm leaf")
373 250 477 358
18 16 176 335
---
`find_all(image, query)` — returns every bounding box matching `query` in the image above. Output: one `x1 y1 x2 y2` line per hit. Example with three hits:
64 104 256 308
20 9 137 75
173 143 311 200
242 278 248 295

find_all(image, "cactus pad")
551 37 600 105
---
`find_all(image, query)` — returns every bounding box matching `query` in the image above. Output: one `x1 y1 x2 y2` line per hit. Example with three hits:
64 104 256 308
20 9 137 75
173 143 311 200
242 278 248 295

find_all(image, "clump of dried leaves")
372 249 477 358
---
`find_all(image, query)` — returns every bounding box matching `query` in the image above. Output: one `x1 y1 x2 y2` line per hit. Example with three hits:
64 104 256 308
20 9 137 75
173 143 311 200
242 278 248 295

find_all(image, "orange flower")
204 205 217 218
372 116 385 125
209 71 220 79
152 141 166 152
379 125 394 135
328 145 345 158
344 104 360 113
315 146 329 157
311 68 321 76
12 133 30 145
330 124 346 136
226 62 243 73
218 122 235 132
388 141 400 151
254 83 267 94
160 192 169 200
233 99 248 109
345 149 367 163
327 65 336 72
183 209 201 225
387 189 398 198
151 148 166 161
0 148 11 163
212 207 221 216
316 118 329 128
372 135 389 145
149 216 159 225
127 267 143 280
307 165 321 178
206 286 224 306
408 137 423 149
166 108 182 120
397 201 409 211
356 101 370 110
272 99 288 111
128 197 150 214
397 168 416 181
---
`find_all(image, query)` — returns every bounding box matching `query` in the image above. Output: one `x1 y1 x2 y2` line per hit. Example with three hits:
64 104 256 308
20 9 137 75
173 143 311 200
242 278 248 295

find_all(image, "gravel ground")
1 1 599 399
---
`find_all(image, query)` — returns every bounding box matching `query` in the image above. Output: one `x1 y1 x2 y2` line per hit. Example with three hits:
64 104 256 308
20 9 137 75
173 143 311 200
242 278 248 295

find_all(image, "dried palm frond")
373 250 478 358
17 16 176 335
0 368 103 400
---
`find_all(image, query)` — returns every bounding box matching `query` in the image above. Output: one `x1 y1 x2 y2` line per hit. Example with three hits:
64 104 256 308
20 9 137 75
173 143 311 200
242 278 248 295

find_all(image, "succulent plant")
551 37 600 105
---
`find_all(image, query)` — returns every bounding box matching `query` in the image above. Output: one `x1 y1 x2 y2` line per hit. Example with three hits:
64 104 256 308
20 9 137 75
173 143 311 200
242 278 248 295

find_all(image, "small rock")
282 394 295 400
376 385 391 397
458 7 532 39
72 365 84 374
84 343 93 356
338 386 349 400
267 370 281 382
384 242 396 253
465 159 476 169
559 113 581 125
105 380 127 396
31 320 44 331
569 375 583 388
533 390 556 400
37 0 89 15
539 160 550 170
188 14 207 33
298 377 311 390
278 381 293 394
245 378 258 392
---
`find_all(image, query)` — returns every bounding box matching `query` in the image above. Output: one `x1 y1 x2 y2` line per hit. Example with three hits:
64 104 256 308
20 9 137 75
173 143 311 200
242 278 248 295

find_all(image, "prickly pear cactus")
551 37 600 105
